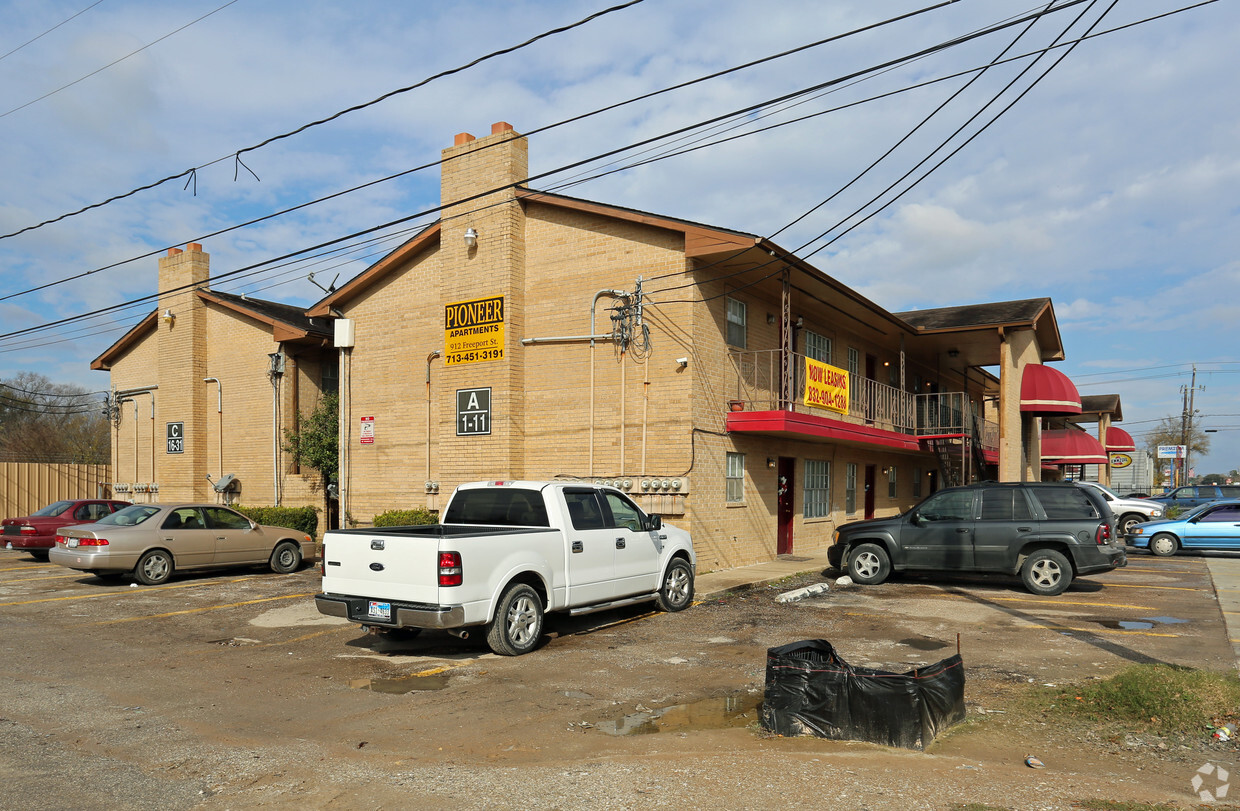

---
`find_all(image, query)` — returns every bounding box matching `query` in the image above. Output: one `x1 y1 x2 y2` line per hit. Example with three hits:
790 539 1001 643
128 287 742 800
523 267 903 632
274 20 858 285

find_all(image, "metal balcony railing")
728 349 997 449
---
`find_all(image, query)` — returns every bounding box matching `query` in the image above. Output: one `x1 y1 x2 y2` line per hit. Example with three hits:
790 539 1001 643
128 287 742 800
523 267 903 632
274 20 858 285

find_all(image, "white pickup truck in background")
315 481 696 655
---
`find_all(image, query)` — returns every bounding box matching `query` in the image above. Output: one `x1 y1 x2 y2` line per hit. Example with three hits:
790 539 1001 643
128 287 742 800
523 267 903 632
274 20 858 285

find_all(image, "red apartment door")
864 464 877 519
777 457 795 555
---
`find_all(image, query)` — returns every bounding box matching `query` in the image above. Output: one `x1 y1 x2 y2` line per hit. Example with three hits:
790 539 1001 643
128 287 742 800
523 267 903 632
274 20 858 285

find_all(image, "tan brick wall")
157 247 210 501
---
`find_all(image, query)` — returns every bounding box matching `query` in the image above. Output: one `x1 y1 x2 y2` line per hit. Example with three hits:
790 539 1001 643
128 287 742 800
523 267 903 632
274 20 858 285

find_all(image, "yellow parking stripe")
92 592 314 625
0 564 55 572
989 597 1156 610
0 576 259 606
1028 624 1181 638
1093 582 1199 591
1121 568 1200 574
251 627 352 647
3 573 87 584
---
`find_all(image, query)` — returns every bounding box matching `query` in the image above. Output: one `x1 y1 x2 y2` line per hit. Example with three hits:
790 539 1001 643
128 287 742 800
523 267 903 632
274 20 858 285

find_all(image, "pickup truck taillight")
1095 522 1111 545
438 551 462 587
320 541 326 576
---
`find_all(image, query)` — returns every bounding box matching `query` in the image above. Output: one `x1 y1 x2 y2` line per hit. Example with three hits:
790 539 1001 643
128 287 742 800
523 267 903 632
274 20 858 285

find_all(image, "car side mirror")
645 515 662 532
910 512 924 526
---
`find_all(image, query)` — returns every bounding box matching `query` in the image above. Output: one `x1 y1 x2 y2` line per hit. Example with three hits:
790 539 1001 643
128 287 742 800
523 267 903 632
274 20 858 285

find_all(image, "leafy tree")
282 391 338 493
0 372 109 463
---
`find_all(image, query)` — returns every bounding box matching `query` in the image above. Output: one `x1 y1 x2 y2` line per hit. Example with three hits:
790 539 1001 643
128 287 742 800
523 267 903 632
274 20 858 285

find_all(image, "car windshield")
96 505 162 526
32 501 74 517
1181 503 1216 521
1087 482 1122 500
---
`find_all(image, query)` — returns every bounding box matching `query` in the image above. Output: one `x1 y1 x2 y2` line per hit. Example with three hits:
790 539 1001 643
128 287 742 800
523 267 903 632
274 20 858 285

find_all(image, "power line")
0 0 106 63
0 0 242 120
0 0 648 242
0 0 1213 349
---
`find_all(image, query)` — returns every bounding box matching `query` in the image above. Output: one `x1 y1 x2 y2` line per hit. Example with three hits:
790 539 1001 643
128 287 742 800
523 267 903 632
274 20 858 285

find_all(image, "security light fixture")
676 357 689 368
463 227 478 248
161 309 175 325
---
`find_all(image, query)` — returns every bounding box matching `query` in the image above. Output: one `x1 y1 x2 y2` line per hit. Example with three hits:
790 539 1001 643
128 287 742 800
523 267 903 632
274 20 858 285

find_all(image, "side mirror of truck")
645 514 662 532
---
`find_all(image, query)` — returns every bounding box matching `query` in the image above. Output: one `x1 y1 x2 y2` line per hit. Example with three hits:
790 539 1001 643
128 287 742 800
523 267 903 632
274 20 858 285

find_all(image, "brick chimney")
157 244 210 500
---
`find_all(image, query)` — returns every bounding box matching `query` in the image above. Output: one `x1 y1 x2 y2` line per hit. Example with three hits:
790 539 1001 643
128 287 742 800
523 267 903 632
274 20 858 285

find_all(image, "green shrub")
235 505 318 537
373 508 439 527
1165 505 1186 519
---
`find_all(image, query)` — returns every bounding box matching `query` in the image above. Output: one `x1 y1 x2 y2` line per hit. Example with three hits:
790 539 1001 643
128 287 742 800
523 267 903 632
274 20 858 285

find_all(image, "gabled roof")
91 289 332 371
307 223 441 317
198 290 332 342
91 309 158 371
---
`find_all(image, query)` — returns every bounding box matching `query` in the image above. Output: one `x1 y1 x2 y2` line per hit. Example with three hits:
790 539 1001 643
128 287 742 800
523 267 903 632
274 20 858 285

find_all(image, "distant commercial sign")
1109 453 1132 469
1156 445 1186 459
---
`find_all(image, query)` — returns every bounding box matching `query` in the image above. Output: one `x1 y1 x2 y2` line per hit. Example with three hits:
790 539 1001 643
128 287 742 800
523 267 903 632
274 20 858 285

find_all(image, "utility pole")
1180 365 1202 486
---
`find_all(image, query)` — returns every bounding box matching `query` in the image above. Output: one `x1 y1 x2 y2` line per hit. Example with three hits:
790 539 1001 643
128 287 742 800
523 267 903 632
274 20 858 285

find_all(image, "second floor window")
847 347 859 377
726 297 747 348
805 331 831 364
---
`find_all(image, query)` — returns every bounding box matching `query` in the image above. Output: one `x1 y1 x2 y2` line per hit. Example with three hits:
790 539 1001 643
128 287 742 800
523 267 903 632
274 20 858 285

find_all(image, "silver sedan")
49 503 318 585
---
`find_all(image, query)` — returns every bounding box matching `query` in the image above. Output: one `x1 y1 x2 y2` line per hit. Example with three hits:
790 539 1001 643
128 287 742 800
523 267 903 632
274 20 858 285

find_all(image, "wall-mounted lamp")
766 313 776 325
463 227 478 248
676 357 689 368
161 309 175 325
947 349 960 358
767 457 776 469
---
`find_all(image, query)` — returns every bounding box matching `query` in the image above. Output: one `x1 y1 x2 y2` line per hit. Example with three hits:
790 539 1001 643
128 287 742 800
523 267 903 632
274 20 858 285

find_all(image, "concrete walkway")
1205 557 1240 666
695 553 833 599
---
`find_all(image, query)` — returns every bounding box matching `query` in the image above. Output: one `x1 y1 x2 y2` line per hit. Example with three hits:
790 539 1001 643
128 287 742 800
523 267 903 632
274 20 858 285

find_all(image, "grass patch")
1038 663 1240 737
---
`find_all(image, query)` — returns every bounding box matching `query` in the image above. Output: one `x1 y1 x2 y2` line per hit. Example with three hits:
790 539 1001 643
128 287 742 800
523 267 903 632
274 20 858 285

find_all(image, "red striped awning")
1041 428 1108 464
1105 426 1136 452
1021 364 1081 415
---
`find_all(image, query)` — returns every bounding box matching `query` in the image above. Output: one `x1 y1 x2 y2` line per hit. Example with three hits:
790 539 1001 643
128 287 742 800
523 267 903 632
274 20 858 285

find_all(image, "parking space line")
93 592 314 624
1092 583 1200 591
0 564 55 573
3 573 88 584
989 597 1156 610
1028 624 1181 638
250 627 353 647
0 576 260 606
1121 568 1199 575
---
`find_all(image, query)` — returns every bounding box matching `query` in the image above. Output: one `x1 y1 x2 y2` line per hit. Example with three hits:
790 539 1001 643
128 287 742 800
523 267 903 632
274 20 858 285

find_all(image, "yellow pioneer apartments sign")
445 295 505 366
803 357 849 414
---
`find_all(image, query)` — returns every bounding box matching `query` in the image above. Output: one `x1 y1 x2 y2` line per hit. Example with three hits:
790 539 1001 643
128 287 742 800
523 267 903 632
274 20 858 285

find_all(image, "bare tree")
0 373 110 463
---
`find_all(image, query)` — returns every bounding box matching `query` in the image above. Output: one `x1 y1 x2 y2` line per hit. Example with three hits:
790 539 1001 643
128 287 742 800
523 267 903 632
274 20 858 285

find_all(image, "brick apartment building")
92 122 1123 572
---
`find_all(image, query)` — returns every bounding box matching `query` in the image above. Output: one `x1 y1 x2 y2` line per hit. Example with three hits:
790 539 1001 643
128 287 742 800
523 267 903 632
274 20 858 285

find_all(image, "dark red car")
3 500 131 560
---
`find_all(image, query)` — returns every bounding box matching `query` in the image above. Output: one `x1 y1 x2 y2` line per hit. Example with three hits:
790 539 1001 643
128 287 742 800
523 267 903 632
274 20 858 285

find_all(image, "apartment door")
777 457 795 555
864 464 877 519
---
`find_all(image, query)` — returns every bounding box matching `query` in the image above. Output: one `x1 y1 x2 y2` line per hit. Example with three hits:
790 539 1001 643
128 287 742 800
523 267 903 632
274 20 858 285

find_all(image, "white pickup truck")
315 481 696 655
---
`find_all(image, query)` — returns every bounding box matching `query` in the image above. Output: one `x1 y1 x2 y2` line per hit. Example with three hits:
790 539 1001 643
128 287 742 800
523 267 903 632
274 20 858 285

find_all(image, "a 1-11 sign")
457 388 491 436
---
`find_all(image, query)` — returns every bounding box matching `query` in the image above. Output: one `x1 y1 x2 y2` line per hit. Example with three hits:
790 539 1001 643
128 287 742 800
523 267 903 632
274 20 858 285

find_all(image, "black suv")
827 482 1126 596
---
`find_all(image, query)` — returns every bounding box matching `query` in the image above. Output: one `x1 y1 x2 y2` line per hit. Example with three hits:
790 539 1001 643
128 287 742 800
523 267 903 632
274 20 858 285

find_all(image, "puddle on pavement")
898 637 949 651
591 693 762 736
349 672 451 694
1091 616 1188 631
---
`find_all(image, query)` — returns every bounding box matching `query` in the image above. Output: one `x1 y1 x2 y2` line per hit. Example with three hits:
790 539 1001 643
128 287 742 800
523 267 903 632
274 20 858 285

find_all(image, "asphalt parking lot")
0 546 1235 809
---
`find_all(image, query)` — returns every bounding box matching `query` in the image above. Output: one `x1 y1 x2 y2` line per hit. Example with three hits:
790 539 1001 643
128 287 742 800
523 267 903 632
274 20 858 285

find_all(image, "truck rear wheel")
486 583 543 656
1020 549 1072 595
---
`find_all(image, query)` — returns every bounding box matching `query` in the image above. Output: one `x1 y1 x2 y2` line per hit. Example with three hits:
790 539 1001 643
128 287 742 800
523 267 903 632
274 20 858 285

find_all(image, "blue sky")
0 0 1236 476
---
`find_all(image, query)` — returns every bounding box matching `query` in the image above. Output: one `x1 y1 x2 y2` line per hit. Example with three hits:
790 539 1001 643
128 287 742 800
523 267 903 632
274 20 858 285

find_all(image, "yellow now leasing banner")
804 357 849 414
445 295 505 366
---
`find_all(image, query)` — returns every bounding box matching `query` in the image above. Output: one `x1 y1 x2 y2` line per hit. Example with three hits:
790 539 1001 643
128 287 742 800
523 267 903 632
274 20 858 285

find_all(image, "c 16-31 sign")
445 295 504 367
803 357 849 414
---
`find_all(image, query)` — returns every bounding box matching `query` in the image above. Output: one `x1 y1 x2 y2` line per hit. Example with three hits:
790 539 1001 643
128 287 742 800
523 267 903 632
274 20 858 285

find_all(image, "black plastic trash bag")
760 639 965 749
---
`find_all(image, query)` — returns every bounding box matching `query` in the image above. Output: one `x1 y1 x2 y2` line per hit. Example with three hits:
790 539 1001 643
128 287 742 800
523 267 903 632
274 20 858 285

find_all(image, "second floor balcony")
727 349 998 452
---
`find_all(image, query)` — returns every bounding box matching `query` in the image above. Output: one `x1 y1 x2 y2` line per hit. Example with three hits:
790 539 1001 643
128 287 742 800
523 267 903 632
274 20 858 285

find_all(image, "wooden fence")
0 463 113 519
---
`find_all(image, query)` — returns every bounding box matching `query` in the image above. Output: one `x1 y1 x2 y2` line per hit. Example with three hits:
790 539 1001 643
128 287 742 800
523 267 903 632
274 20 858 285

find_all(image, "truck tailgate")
321 530 442 604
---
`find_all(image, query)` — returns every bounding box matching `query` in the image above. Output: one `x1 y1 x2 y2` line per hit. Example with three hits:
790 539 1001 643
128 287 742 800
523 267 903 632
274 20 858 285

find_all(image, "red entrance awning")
1041 428 1108 464
1021 364 1082 415
1105 426 1137 452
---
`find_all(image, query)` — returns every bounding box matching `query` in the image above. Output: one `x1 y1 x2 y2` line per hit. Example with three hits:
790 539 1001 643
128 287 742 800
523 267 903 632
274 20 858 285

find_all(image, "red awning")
1041 428 1108 464
1021 364 1081 415
1105 426 1136 452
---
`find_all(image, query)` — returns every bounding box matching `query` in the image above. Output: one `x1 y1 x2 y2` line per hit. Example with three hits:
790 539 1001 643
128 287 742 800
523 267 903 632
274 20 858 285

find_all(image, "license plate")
368 601 391 620
67 538 79 548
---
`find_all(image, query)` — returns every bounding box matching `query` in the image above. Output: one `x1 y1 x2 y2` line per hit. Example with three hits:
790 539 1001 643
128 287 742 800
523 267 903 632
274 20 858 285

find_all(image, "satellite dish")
211 473 237 493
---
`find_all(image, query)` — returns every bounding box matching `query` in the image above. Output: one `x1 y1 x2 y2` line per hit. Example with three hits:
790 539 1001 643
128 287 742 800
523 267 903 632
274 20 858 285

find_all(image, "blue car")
1145 485 1240 511
1128 500 1240 556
